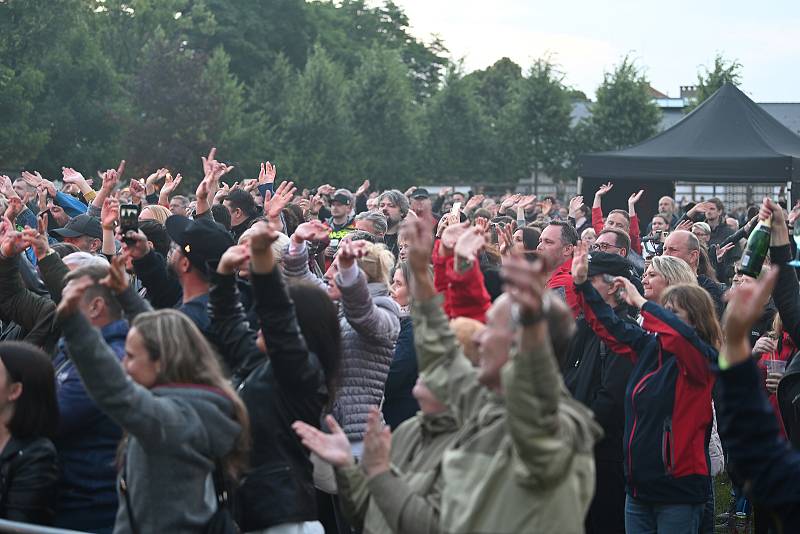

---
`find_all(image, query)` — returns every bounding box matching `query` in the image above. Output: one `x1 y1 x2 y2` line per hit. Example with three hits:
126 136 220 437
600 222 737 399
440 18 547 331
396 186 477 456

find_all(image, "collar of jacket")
0 436 34 461
420 410 459 436
100 319 129 342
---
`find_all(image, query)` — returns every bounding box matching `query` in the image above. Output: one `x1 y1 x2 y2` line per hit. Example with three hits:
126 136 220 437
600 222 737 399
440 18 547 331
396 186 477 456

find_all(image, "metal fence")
675 182 789 212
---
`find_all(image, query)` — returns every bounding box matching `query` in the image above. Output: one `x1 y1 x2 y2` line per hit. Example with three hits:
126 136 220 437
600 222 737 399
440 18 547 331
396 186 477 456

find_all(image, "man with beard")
378 189 410 259
124 215 233 337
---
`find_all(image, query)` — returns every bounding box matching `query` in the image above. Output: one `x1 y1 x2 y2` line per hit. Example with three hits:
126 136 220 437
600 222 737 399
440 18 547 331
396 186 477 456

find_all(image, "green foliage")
588 56 661 151
503 59 573 182
282 46 355 186
349 48 420 189
687 54 743 112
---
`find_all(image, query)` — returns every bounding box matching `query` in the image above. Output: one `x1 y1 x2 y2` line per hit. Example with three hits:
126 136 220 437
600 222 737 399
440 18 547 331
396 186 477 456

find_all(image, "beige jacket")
412 295 602 534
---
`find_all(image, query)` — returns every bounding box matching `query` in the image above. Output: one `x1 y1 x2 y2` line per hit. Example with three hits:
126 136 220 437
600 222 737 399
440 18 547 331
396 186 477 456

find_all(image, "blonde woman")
642 255 697 304
56 288 249 533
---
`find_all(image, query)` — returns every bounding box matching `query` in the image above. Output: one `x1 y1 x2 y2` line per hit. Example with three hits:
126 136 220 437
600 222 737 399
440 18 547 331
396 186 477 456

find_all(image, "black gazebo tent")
578 83 800 225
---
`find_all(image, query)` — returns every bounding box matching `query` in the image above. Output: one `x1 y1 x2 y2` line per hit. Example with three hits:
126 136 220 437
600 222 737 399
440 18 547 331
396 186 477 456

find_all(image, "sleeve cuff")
770 244 792 264
337 262 360 286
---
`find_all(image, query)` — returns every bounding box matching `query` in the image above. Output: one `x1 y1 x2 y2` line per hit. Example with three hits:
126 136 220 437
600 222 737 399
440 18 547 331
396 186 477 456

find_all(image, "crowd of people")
0 148 797 533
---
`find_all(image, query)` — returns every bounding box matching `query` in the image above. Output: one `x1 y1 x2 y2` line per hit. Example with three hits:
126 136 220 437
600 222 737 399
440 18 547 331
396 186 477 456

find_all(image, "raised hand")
160 173 183 197
361 406 391 479
440 221 470 254
716 242 735 263
355 179 370 197
628 189 644 205
571 240 589 284
101 197 120 230
121 229 151 260
144 168 169 195
465 194 484 212
21 170 44 188
474 216 490 234
502 255 548 320
21 215 50 261
613 276 647 309
0 229 27 259
454 226 486 261
293 220 329 244
292 415 354 469
217 244 251 276
404 186 417 197
401 219 434 275
595 182 614 197
128 178 145 204
516 194 537 211
201 147 218 177
722 267 779 365
5 197 24 222
675 219 693 232
500 194 521 211
568 195 584 218
539 198 554 217
265 180 296 221
438 186 452 197
100 255 130 295
0 175 18 199
336 239 370 270
499 224 514 255
258 161 277 185
62 167 91 191
57 276 93 319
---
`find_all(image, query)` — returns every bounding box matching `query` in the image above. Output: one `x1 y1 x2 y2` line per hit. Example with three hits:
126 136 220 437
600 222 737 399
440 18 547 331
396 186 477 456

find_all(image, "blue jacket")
382 316 420 429
52 319 128 531
576 281 717 504
718 357 800 530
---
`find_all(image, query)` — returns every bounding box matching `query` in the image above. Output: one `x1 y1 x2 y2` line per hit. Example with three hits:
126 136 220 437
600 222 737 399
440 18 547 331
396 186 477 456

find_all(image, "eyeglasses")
590 242 620 252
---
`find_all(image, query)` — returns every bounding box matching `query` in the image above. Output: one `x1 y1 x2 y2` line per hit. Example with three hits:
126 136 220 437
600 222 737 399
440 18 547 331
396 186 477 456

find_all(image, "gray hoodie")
60 313 241 534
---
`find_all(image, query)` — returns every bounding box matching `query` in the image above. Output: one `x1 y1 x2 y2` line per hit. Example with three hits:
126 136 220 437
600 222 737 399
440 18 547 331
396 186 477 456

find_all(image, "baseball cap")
411 188 430 199
331 189 353 205
52 214 103 240
587 252 636 280
164 215 234 275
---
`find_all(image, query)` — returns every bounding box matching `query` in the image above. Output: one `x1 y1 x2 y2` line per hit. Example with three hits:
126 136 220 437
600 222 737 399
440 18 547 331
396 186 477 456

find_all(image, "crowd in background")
0 148 797 534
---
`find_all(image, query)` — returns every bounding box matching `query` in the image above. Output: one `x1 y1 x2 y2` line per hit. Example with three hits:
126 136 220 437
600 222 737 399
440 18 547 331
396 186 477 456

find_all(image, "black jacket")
0 437 59 525
208 268 327 531
562 307 635 462
698 274 725 318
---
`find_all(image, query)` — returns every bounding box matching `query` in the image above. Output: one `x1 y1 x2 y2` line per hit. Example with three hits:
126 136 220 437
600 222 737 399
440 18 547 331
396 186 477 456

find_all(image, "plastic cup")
765 359 787 377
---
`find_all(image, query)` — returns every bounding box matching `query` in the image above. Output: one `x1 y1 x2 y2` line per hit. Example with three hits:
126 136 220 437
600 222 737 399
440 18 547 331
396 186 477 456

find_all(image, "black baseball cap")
331 193 351 205
52 214 103 239
587 252 635 280
412 188 430 199
165 215 234 275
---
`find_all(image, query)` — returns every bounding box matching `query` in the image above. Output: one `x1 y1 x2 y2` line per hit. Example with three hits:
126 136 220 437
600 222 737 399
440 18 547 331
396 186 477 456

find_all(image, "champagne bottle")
739 217 771 278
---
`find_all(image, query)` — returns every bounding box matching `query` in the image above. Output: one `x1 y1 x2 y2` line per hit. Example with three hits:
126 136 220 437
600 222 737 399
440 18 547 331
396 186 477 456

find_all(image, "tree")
467 57 523 121
421 69 493 183
687 54 743 111
503 59 573 183
349 48 419 189
282 46 355 186
122 33 247 189
588 56 661 151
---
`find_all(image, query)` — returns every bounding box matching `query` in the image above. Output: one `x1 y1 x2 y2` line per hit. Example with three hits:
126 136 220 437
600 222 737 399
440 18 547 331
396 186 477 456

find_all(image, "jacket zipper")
662 417 674 475
627 367 659 497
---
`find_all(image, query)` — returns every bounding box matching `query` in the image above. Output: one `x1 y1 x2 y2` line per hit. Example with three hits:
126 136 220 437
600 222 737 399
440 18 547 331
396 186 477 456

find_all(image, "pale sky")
391 0 800 102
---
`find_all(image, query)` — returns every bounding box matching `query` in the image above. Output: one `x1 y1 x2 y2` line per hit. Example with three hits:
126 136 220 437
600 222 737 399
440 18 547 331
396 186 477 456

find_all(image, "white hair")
62 252 110 271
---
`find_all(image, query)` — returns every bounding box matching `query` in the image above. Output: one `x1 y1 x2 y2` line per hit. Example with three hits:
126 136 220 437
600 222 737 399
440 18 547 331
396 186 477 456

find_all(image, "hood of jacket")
152 384 240 458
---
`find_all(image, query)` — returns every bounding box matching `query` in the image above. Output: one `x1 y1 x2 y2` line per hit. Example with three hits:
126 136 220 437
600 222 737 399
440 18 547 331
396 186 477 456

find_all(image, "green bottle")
739 217 771 278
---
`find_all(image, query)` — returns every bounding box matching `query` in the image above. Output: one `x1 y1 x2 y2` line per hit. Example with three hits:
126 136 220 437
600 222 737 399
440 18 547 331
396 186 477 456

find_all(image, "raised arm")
248 221 325 393
406 219 482 420
335 240 400 342
208 247 263 384
57 283 194 445
572 241 652 361
628 190 643 254
591 182 613 233
126 230 183 309
281 221 329 291
501 257 601 487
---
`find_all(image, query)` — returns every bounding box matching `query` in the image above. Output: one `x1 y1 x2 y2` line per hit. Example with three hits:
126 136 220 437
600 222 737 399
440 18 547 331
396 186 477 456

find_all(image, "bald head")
663 230 700 272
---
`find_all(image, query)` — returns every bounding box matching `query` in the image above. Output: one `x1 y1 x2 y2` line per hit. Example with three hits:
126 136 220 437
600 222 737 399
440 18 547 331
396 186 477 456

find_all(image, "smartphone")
120 204 140 235
450 201 462 223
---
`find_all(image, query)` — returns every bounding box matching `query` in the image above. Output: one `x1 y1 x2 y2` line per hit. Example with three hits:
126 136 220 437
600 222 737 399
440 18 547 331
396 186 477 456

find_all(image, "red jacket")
592 206 642 255
432 241 491 323
546 258 578 312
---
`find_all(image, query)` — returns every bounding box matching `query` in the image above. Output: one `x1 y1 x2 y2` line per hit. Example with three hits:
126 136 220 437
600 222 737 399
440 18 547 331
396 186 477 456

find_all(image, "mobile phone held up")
120 204 140 244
